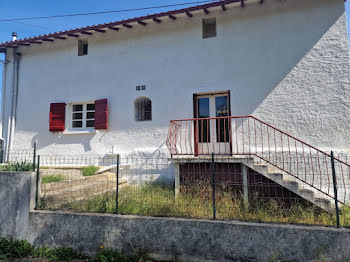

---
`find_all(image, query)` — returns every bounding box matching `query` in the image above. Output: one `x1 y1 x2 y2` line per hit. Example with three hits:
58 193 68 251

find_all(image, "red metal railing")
166 115 350 205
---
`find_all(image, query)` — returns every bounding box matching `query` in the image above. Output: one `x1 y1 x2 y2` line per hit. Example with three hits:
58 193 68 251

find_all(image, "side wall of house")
2 0 349 157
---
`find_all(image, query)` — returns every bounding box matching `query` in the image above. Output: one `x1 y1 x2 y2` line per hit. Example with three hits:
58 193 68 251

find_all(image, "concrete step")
298 189 315 200
245 159 334 212
315 198 332 211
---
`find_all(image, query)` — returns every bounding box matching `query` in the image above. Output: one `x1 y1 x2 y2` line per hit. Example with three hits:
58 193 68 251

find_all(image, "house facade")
0 0 349 159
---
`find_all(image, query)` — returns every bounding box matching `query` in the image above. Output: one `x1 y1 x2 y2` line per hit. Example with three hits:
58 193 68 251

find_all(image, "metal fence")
1 144 349 227
0 144 37 171
2 151 341 228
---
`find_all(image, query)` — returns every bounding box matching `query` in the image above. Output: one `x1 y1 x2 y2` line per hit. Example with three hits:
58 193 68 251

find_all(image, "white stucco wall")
1 0 349 157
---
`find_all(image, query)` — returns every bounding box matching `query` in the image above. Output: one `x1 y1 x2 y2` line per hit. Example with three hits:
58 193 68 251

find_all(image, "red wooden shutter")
49 103 66 132
95 99 108 130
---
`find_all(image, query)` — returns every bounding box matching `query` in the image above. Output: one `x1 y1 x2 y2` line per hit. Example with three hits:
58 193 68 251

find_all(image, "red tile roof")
1 0 346 52
0 0 247 52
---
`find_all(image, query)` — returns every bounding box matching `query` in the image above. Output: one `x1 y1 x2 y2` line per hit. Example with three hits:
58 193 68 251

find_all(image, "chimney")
12 32 17 41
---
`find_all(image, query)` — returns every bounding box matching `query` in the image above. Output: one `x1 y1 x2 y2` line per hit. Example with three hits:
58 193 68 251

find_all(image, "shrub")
42 174 65 184
0 161 33 172
35 246 83 261
0 237 34 259
81 165 99 176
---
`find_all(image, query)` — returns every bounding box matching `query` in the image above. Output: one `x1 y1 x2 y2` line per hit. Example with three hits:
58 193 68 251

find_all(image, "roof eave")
0 0 243 49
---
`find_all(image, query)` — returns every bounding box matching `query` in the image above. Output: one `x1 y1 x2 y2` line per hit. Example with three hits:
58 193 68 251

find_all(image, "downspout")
0 56 8 159
6 49 21 161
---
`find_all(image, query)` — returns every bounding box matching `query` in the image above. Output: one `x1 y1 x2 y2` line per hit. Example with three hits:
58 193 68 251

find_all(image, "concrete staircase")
243 158 334 212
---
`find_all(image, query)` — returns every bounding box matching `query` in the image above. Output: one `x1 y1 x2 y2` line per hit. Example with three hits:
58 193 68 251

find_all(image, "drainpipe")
0 57 8 159
6 48 21 161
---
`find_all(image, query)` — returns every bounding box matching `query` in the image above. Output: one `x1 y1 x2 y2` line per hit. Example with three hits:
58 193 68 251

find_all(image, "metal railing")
166 115 350 206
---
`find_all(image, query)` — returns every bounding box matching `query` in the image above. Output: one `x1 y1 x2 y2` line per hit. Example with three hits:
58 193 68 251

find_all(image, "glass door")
195 93 231 155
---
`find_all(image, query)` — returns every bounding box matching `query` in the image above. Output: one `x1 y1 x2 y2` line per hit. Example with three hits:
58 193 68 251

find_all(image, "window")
202 18 216 39
49 99 108 133
78 40 88 56
135 97 152 121
71 103 95 129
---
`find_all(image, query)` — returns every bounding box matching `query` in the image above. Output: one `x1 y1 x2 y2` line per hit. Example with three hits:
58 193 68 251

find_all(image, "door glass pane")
215 96 228 117
215 96 230 143
198 97 210 143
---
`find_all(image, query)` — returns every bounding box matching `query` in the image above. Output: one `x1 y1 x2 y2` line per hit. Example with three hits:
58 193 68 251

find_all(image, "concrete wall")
1 0 349 157
0 171 36 239
2 168 350 261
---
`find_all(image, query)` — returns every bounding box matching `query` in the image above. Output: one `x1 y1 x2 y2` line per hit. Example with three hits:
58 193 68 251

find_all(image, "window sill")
62 130 97 135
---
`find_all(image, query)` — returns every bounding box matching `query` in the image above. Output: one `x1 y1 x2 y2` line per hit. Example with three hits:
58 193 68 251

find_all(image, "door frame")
193 90 232 156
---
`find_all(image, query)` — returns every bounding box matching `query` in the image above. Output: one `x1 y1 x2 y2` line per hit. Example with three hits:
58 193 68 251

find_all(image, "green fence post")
211 153 216 220
35 155 40 210
114 154 120 214
32 142 37 171
331 151 340 228
0 140 4 164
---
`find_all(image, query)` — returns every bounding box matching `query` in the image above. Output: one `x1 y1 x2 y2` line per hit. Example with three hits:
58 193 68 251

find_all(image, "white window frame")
65 101 96 132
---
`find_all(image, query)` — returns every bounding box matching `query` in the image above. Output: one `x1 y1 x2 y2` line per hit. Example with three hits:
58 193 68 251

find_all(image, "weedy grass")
41 174 66 184
58 182 350 226
0 238 83 261
0 161 33 172
0 237 153 261
93 248 152 262
81 165 99 177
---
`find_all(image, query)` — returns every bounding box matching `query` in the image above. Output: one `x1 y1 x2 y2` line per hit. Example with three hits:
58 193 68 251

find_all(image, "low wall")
1 172 350 262
0 172 36 239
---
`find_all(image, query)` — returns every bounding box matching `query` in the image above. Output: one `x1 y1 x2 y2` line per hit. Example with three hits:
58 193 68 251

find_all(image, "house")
0 0 349 210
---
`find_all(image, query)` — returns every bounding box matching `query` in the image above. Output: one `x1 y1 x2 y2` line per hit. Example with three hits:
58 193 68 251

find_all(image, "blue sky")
0 0 350 101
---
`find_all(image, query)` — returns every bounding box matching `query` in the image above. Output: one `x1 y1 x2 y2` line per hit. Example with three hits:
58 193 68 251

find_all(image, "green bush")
42 174 65 184
35 246 83 261
0 237 34 259
0 238 152 261
0 238 84 261
0 161 33 172
81 165 99 176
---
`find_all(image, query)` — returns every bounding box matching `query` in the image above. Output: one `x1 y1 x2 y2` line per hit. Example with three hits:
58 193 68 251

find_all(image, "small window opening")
203 18 216 39
78 40 88 56
135 97 152 121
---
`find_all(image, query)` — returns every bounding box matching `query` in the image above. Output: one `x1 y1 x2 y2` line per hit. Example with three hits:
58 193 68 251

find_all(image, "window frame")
66 102 96 132
78 39 88 56
134 97 152 122
202 18 217 39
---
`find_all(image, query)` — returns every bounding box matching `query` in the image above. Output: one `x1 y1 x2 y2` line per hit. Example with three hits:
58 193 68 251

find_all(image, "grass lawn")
42 183 350 227
41 175 65 184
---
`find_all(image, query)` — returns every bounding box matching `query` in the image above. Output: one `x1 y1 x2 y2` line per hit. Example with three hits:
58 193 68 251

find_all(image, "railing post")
32 142 37 171
35 155 40 210
331 151 340 228
114 154 120 214
211 153 216 220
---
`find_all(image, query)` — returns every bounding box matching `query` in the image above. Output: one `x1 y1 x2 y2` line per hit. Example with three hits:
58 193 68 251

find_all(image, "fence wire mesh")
0 147 36 171
31 153 350 227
